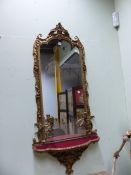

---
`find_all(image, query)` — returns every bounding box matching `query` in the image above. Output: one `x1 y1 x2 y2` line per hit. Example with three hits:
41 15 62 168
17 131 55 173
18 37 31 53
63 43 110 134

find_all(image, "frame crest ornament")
32 23 99 175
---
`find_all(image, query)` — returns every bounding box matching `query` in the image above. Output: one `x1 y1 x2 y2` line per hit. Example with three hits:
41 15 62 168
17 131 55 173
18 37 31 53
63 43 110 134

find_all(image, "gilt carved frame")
32 23 98 175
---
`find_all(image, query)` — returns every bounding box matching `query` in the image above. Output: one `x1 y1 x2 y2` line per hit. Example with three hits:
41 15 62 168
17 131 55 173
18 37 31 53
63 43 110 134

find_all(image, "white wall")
113 2 131 173
114 0 131 128
0 0 130 175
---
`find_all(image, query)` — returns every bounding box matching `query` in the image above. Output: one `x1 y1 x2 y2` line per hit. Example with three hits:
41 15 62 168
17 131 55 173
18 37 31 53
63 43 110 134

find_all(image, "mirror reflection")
40 40 86 141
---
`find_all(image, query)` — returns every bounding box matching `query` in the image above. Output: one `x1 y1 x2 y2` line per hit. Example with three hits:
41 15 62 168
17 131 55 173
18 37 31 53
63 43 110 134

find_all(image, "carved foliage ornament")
32 23 99 175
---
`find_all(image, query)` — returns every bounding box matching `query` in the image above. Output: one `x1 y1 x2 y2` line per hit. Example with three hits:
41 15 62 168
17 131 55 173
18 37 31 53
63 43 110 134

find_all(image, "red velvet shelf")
33 134 100 152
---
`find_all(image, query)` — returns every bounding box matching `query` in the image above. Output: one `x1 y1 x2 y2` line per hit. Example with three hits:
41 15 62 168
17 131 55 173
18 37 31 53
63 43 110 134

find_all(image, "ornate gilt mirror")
32 23 99 175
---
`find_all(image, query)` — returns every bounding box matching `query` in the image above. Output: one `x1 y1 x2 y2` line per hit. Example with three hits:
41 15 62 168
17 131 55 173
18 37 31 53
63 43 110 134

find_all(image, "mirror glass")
40 39 86 142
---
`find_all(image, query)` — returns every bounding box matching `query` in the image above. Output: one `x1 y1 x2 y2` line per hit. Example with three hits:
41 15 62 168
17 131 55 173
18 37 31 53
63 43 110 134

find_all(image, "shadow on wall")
88 171 110 175
33 152 65 175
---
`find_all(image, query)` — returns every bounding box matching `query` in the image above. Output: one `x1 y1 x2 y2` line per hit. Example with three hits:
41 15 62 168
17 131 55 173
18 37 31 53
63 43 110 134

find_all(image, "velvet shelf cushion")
33 134 99 152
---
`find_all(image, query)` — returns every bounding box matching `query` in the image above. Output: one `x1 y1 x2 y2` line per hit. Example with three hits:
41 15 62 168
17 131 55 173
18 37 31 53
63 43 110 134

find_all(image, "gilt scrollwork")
49 146 88 175
33 23 94 144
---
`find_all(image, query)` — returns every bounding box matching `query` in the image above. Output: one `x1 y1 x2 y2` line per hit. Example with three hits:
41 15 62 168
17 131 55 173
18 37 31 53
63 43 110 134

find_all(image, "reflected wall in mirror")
32 23 99 175
40 40 86 138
